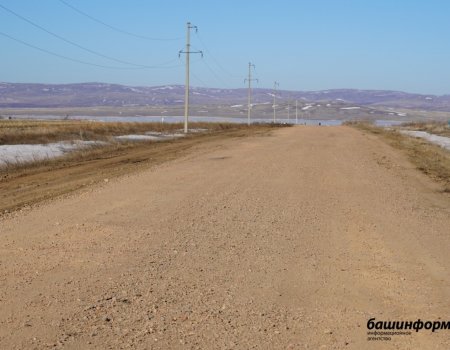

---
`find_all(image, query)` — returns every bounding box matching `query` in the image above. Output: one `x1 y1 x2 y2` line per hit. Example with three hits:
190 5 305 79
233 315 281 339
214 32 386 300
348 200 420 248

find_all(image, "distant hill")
1 82 450 111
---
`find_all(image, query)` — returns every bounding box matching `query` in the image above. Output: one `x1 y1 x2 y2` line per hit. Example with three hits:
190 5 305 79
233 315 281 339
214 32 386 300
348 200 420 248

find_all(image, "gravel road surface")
1 126 449 349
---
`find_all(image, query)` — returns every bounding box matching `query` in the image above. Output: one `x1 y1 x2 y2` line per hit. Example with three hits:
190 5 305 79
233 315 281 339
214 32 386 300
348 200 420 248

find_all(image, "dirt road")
1 126 449 349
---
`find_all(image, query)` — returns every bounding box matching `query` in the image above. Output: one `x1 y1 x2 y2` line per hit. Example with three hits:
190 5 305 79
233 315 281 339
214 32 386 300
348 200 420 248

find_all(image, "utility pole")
244 62 258 126
295 100 298 124
273 81 279 123
179 22 203 133
287 102 290 122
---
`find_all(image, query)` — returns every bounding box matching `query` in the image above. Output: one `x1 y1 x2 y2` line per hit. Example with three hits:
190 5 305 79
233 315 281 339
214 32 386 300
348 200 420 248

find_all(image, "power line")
200 58 231 88
0 3 177 69
58 0 182 41
195 33 238 78
0 30 181 70
190 44 232 88
191 72 208 87
180 55 207 87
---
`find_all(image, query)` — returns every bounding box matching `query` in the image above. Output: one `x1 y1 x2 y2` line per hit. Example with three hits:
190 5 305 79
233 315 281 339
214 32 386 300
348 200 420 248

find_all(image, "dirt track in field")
1 126 449 349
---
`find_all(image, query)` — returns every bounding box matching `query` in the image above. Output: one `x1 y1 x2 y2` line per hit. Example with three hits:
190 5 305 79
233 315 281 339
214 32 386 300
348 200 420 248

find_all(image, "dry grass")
349 122 450 192
0 120 248 145
401 121 450 137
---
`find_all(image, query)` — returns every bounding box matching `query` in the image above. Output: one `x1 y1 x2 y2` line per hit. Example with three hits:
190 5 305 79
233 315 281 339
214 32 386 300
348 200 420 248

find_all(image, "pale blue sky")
0 0 449 94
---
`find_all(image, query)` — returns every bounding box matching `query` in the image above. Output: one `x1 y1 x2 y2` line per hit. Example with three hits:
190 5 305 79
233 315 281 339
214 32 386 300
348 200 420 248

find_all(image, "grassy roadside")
0 120 238 145
0 120 249 174
400 121 450 137
0 124 284 214
347 122 450 192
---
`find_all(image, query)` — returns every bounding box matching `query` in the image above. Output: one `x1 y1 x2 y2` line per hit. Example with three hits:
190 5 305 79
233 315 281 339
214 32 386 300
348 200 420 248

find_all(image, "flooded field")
3 114 410 127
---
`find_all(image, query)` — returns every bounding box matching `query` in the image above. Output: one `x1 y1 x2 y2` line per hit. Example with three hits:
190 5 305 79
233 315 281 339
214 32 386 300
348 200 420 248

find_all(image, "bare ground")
0 126 449 349
0 126 274 213
349 122 450 192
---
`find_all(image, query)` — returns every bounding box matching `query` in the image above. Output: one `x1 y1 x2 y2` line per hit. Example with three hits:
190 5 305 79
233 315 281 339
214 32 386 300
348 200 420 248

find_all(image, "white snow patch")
400 131 450 151
231 105 243 108
127 87 143 93
192 92 214 96
115 135 163 141
0 141 102 166
152 85 175 91
340 107 361 110
189 128 208 133
115 133 186 142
